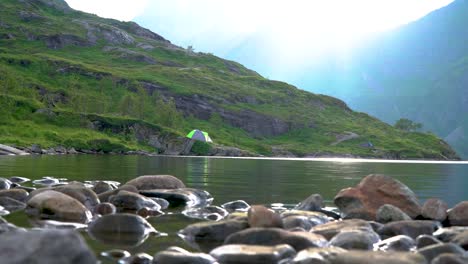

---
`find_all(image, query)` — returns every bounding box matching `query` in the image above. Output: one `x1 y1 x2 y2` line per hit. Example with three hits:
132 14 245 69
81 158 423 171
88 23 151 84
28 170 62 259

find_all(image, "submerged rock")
26 190 92 223
140 188 212 207
182 206 228 221
0 229 96 264
221 200 250 212
88 213 158 246
210 244 296 264
125 175 185 190
334 174 421 220
153 247 216 264
224 228 327 251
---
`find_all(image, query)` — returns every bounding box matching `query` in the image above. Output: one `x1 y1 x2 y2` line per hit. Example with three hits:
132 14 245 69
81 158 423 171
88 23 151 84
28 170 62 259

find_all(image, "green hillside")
0 0 459 159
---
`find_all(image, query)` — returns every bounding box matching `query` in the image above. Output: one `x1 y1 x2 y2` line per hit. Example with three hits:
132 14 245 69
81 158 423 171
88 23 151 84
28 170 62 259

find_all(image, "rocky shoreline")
0 174 466 263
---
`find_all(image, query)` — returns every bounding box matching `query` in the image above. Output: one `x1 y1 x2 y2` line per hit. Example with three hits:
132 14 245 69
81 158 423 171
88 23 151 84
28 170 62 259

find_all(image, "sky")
65 0 454 87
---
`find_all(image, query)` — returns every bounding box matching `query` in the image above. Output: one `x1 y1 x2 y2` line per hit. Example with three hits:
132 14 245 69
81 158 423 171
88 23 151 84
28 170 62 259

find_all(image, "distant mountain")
0 0 459 159
303 0 468 158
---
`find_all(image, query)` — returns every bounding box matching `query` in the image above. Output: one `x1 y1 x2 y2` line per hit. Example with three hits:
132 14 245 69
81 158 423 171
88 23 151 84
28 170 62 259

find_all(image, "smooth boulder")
329 230 380 250
421 198 448 221
378 220 440 239
210 244 296 264
291 247 347 264
0 229 96 264
26 190 92 223
417 243 466 262
310 219 373 240
153 247 217 264
224 228 327 251
376 204 412 223
248 205 283 228
140 188 212 207
294 194 324 211
375 235 415 252
53 184 100 210
125 175 185 190
0 189 29 202
448 201 468 226
109 190 161 212
323 251 427 264
180 219 249 245
334 174 422 220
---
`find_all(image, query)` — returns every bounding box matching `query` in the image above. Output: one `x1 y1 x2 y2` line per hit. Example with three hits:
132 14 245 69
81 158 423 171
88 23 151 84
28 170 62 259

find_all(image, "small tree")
394 118 423 132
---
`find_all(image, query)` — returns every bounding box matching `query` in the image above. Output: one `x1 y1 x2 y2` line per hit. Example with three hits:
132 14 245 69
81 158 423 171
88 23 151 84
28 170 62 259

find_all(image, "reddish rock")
448 201 468 226
248 205 283 228
334 174 422 220
422 198 448 221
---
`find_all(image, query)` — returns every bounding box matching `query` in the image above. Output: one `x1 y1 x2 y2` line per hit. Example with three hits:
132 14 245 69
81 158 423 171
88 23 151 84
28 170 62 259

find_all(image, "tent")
186 129 213 143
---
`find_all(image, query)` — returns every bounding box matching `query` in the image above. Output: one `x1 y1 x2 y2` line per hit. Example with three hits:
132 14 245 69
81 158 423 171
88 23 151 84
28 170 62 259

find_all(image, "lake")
0 155 467 260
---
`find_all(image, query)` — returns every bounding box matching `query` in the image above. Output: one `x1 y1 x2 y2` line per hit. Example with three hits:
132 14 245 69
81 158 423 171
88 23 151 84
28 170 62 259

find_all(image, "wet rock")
334 174 421 220
92 181 114 194
30 144 44 154
125 175 185 190
224 228 327 251
416 234 443 249
450 230 468 249
294 194 324 211
153 247 216 264
121 252 153 264
448 201 468 226
180 219 249 245
98 184 138 202
0 217 21 233
375 235 415 252
377 220 440 239
150 197 169 210
248 205 283 228
417 243 465 262
329 230 380 250
281 210 330 227
15 186 36 192
140 188 213 207
9 176 30 184
0 197 26 212
435 228 468 243
291 247 347 264
32 177 60 186
0 188 29 202
94 202 116 215
137 207 163 218
32 220 87 230
183 206 228 221
53 184 100 210
0 178 11 189
0 229 96 264
88 213 158 246
376 204 412 223
210 244 295 264
109 190 161 212
432 253 468 264
421 198 448 221
221 200 250 212
310 219 373 240
101 249 131 261
321 251 427 264
26 190 92 223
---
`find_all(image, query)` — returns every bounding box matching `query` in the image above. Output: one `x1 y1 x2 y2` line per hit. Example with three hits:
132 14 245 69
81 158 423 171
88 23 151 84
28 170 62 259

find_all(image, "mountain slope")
0 0 459 159
303 0 468 158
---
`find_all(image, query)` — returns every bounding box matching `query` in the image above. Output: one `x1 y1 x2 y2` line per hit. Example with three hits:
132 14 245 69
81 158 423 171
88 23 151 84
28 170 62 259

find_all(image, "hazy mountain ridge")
306 0 468 157
0 0 459 159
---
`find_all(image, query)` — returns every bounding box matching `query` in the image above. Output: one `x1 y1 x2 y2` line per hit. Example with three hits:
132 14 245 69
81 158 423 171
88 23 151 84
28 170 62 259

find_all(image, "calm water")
0 155 467 259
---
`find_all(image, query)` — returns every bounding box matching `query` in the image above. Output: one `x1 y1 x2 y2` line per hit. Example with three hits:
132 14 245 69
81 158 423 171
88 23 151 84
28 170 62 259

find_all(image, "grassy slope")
0 0 459 159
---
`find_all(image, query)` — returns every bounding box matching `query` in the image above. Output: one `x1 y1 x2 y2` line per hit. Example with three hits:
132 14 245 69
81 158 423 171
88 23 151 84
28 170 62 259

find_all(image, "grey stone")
153 247 216 264
375 235 415 251
179 219 248 244
9 176 30 184
221 200 250 212
88 213 157 247
431 253 468 264
377 220 440 239
450 230 468 250
329 230 380 250
121 252 153 264
210 244 296 264
294 194 324 211
291 247 347 264
0 229 96 264
416 235 443 249
182 206 228 221
448 201 468 226
92 181 114 194
109 190 161 212
93 202 116 215
433 227 468 242
310 219 373 240
0 197 26 212
0 188 29 202
224 228 327 251
0 178 11 190
321 251 427 264
376 204 412 223
417 243 465 262
140 188 213 208
53 184 100 210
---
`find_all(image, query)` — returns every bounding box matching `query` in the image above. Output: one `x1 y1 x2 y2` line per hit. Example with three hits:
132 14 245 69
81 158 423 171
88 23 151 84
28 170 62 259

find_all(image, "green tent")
186 129 213 143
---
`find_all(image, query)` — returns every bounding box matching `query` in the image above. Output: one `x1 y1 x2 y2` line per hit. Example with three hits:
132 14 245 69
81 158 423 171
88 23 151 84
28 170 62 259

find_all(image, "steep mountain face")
305 0 468 158
0 0 459 159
